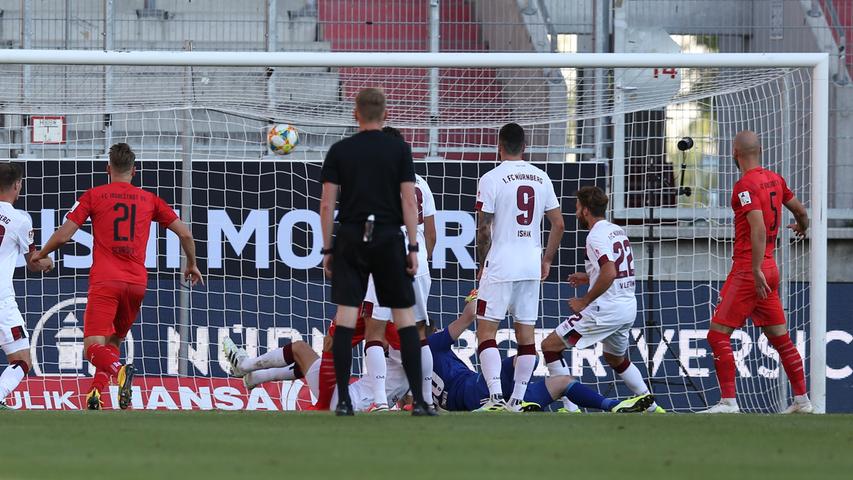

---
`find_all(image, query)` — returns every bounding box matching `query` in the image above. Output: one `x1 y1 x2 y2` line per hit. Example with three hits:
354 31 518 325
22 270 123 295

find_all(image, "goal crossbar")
0 50 831 69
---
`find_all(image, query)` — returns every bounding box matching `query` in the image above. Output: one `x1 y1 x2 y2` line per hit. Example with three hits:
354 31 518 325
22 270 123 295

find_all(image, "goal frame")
0 50 829 413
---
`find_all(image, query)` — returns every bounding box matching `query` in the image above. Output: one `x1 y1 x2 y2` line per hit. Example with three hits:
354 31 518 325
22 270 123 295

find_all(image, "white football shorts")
0 297 29 355
364 274 431 323
304 358 374 412
476 278 540 325
553 312 633 356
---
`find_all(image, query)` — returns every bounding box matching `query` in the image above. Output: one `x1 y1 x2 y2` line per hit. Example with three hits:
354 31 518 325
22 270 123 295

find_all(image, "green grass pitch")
2 412 851 480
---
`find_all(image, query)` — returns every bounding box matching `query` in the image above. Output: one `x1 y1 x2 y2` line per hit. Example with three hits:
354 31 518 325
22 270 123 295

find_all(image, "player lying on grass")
223 319 409 412
429 296 654 413
224 295 653 413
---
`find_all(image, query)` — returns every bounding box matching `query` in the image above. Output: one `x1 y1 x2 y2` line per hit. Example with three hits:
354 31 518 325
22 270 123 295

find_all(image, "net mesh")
2 63 813 412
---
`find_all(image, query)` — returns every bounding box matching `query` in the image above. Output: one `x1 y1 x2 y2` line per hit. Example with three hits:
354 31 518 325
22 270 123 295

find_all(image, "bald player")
700 131 812 414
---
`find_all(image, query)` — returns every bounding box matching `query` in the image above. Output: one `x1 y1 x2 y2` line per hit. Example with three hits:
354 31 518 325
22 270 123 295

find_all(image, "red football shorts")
713 265 786 328
326 302 401 349
83 281 147 338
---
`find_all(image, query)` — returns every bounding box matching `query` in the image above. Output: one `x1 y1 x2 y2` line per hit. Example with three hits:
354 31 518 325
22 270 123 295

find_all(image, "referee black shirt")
320 130 415 225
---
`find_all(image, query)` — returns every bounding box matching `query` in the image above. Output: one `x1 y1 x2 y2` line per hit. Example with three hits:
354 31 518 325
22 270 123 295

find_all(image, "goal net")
0 52 826 413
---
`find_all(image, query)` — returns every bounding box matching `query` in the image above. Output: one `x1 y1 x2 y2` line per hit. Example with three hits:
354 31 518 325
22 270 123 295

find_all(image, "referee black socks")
397 325 425 405
331 325 355 407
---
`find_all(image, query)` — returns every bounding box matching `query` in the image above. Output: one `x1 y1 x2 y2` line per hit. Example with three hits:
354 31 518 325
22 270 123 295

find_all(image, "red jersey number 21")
113 203 137 242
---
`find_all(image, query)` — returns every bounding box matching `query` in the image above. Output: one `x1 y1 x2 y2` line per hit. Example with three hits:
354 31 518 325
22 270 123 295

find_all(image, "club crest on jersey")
738 191 752 206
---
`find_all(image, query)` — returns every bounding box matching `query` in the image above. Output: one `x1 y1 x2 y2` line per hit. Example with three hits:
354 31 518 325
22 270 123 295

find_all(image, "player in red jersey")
700 131 812 414
32 143 202 410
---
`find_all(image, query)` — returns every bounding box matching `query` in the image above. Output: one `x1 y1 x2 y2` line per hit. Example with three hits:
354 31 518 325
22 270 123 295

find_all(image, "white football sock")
617 362 658 409
365 344 388 406
241 348 289 372
0 363 26 400
479 346 503 397
546 357 578 411
421 344 434 406
246 365 297 386
510 354 536 402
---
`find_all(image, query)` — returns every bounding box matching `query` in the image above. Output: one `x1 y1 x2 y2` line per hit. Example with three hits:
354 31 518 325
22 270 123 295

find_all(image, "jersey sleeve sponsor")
733 179 761 213
475 173 496 213
66 190 91 225
153 194 179 228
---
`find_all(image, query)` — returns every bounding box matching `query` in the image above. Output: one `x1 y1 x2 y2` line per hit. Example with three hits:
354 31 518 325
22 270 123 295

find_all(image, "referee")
319 87 433 416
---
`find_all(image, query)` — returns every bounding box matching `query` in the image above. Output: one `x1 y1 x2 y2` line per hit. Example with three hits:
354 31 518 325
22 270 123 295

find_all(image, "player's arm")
569 260 616 313
445 300 477 341
542 207 565 280
784 197 809 238
31 219 80 262
319 181 338 279
424 213 436 261
166 219 203 286
746 210 770 299
476 211 493 280
401 180 419 276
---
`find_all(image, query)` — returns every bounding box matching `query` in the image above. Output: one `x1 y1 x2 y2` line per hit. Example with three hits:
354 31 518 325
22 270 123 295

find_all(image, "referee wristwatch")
407 243 419 253
320 247 334 255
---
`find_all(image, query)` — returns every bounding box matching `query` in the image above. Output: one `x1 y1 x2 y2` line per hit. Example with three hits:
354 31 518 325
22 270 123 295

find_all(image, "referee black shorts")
331 224 415 309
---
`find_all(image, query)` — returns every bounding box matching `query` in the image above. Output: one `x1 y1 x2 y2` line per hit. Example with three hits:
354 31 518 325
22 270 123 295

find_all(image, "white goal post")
0 50 829 413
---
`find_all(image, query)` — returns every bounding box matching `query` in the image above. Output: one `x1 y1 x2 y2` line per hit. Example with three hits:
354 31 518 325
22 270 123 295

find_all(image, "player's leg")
223 337 308 389
109 283 146 410
601 324 661 413
364 314 390 411
504 280 539 412
506 323 536 412
0 343 31 408
362 277 391 410
542 314 581 412
755 266 811 413
413 274 434 409
371 232 430 416
0 302 32 409
473 279 508 410
700 270 753 413
329 228 370 416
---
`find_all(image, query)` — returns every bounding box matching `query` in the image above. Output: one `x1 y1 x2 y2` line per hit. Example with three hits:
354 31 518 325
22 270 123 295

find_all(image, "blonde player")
361 127 437 412
540 186 661 413
474 123 565 412
0 164 54 409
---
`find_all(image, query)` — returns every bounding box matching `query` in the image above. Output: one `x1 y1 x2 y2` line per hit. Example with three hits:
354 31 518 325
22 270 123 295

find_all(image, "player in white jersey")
540 186 661 413
222 337 410 412
360 127 438 412
0 164 54 409
474 123 564 412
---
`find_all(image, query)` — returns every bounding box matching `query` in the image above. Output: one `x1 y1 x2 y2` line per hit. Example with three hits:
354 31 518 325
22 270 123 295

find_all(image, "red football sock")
86 344 121 376
768 332 807 396
89 370 110 393
315 351 336 410
707 330 736 399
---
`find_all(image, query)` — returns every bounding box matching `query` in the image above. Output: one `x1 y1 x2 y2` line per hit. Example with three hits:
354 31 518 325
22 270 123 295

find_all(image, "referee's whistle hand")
323 254 333 279
406 252 418 276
